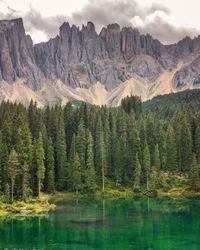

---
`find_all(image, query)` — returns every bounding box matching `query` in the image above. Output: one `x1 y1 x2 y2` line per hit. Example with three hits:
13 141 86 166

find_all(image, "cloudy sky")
0 0 200 44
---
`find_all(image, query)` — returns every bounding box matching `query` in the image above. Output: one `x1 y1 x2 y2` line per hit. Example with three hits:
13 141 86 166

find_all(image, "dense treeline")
0 94 200 202
143 89 200 118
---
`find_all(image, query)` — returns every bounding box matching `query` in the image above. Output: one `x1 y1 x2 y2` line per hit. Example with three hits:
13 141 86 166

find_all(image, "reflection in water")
0 198 200 249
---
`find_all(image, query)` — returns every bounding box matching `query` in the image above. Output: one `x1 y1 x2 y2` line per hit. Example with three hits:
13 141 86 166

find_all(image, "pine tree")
84 131 96 193
153 144 160 172
0 144 8 193
143 140 151 191
63 102 75 157
195 123 200 164
76 119 86 169
128 125 141 180
34 133 45 197
44 137 55 194
151 144 160 189
179 117 193 172
55 114 68 190
7 149 20 203
102 109 110 177
166 125 178 171
16 125 32 200
118 111 128 183
146 113 157 161
109 112 121 184
95 117 106 193
189 154 200 191
5 183 10 203
72 153 81 194
28 100 43 139
133 153 141 190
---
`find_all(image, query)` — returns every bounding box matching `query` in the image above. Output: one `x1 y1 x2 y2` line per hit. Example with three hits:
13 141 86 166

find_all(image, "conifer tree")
95 116 106 192
109 113 121 184
143 140 151 191
166 125 178 171
118 111 128 183
34 133 45 197
55 114 68 190
179 117 193 172
189 154 200 191
44 137 55 193
134 153 141 190
5 183 10 203
195 123 200 163
16 125 32 200
0 144 8 193
151 144 160 189
7 149 20 203
63 102 75 157
72 153 81 194
84 131 96 193
76 119 86 173
28 100 43 139
146 113 157 161
153 144 161 172
128 125 141 179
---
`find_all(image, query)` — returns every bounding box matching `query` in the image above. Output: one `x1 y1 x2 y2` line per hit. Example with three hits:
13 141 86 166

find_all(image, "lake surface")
0 197 200 249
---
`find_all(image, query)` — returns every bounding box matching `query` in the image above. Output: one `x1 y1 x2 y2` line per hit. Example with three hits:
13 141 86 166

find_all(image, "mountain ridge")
0 18 200 106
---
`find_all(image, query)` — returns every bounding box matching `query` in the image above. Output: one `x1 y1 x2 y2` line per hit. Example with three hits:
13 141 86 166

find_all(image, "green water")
0 197 200 249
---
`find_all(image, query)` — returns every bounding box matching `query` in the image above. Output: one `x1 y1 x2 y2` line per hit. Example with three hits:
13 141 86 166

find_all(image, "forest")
0 90 200 203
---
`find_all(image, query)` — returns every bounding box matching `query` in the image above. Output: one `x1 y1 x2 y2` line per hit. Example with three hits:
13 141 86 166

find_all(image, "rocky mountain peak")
0 18 24 32
106 23 121 33
59 22 70 34
1 18 200 106
0 18 43 89
86 21 95 32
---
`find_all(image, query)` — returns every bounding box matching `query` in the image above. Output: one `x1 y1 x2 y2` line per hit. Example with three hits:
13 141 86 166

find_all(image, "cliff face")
34 21 200 90
0 18 44 90
1 18 200 105
34 22 167 89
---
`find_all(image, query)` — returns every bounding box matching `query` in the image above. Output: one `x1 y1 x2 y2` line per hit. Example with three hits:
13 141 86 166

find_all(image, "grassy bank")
0 173 199 218
0 194 56 218
50 174 200 202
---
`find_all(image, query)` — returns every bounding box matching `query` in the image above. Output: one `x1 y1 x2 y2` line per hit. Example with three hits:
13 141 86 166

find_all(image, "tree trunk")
22 173 26 200
101 142 105 194
102 160 105 193
38 179 40 197
11 179 14 203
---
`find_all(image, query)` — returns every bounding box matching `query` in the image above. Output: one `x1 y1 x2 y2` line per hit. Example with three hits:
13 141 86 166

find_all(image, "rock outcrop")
0 18 44 90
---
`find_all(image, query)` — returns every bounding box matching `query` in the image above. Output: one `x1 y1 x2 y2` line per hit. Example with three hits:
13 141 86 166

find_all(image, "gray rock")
173 55 200 88
34 21 167 89
0 18 44 90
1 18 200 95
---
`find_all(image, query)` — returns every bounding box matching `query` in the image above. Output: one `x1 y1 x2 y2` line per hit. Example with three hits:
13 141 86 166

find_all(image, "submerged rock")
70 219 104 225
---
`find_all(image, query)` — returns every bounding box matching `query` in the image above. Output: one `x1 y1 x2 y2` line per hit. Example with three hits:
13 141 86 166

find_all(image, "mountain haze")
1 18 200 106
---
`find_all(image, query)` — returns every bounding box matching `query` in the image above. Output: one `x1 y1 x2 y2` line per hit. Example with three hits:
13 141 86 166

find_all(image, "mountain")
1 18 200 106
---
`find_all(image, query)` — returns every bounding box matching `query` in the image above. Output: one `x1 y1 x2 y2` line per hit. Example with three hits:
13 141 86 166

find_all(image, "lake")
0 197 200 249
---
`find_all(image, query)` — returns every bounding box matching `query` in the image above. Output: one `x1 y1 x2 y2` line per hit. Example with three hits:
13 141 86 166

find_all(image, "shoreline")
0 194 56 218
1 186 200 219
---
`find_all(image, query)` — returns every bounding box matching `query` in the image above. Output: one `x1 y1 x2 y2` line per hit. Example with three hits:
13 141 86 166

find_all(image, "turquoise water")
0 197 200 249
